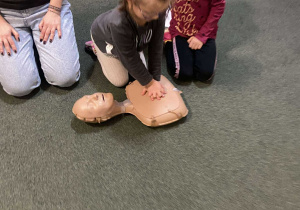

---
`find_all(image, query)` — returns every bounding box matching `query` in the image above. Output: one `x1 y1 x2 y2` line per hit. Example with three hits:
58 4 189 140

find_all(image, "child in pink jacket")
165 0 225 82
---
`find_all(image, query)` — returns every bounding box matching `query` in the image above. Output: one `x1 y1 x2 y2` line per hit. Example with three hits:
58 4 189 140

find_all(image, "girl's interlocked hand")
142 79 166 101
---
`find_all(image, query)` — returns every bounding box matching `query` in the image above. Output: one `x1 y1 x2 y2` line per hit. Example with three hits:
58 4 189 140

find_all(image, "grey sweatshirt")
91 6 165 86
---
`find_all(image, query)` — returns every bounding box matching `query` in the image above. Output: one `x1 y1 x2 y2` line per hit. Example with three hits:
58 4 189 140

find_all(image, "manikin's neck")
109 100 134 117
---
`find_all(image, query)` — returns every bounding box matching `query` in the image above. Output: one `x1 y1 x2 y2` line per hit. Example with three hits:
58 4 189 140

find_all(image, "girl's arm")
195 0 226 44
110 23 153 86
147 14 165 81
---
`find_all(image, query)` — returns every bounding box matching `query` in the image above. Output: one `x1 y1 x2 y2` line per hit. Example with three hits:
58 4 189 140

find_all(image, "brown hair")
118 0 128 11
118 0 174 11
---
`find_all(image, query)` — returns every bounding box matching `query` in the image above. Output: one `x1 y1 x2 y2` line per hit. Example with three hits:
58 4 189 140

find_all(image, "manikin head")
72 93 115 122
120 0 171 24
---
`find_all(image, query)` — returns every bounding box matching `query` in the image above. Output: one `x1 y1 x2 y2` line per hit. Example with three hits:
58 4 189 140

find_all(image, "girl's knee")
46 66 80 87
194 69 214 82
50 72 80 87
173 67 193 80
179 71 194 80
110 76 129 87
3 80 40 97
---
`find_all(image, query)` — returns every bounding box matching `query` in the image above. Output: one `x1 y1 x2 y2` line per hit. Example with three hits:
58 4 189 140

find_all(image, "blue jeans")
0 0 80 96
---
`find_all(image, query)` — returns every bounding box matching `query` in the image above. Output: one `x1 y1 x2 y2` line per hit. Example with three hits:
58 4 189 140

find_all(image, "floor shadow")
214 1 261 88
70 114 125 134
0 86 42 104
193 80 213 89
168 76 193 87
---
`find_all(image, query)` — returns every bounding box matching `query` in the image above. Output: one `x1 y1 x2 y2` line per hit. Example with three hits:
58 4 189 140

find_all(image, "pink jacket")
169 0 226 44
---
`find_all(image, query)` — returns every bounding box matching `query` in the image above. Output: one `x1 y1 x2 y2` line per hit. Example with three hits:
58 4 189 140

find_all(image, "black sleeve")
147 14 165 81
110 23 153 86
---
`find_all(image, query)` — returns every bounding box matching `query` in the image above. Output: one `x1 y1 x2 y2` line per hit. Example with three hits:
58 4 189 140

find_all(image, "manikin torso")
72 76 188 127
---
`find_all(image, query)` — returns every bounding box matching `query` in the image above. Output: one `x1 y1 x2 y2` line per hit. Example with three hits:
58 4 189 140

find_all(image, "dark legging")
165 36 217 81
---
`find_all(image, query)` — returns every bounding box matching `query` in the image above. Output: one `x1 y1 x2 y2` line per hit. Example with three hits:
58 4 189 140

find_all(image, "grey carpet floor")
0 0 299 209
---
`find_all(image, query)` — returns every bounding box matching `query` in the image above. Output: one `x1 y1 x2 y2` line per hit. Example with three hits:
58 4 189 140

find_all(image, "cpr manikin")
72 76 188 127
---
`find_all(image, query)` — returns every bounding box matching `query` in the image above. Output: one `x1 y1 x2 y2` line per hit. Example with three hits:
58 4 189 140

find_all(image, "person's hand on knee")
39 5 62 44
0 16 20 56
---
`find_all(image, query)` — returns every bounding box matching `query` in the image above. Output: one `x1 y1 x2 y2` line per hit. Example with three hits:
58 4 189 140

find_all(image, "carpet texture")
0 0 299 209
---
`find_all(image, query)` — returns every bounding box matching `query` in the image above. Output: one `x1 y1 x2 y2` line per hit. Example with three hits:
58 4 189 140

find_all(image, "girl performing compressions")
164 0 225 82
90 0 172 101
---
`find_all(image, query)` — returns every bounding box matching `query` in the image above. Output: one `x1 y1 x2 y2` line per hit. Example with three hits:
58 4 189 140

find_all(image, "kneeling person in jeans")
0 0 80 96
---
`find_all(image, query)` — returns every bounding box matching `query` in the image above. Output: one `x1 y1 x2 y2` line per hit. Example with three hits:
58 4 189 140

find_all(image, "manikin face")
72 93 115 119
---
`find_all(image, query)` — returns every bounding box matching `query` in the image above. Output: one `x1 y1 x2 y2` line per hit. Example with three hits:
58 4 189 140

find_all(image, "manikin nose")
91 94 99 100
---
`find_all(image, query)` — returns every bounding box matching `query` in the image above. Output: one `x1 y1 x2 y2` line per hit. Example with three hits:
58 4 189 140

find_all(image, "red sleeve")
195 0 226 44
